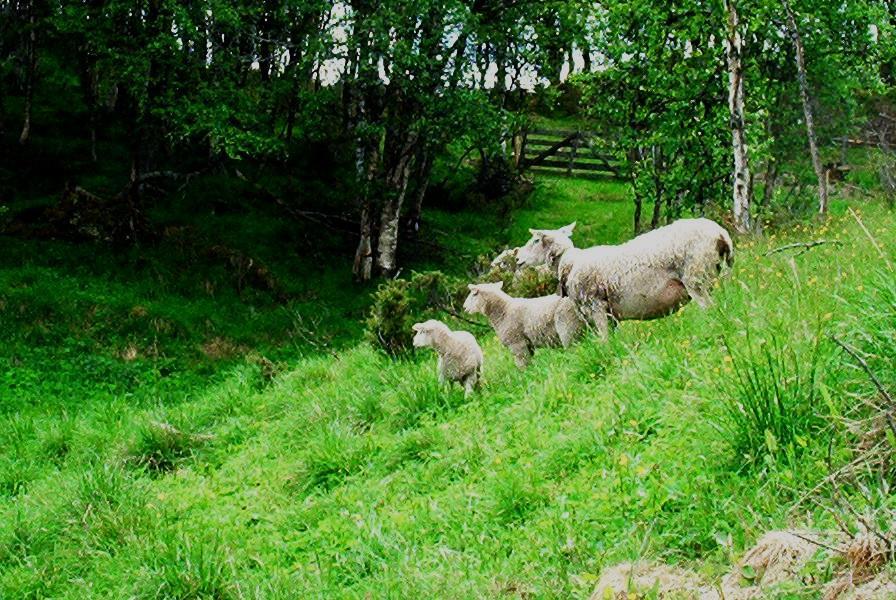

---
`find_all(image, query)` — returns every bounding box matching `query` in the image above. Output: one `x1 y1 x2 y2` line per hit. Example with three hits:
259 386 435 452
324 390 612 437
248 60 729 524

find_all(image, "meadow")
2 172 895 598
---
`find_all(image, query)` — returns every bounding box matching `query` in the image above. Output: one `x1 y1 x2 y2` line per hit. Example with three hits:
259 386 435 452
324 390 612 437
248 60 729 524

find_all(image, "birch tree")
725 0 752 232
782 0 828 214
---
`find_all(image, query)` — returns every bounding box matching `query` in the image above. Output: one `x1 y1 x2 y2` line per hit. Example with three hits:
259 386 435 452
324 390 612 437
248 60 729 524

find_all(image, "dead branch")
765 239 843 257
830 336 895 410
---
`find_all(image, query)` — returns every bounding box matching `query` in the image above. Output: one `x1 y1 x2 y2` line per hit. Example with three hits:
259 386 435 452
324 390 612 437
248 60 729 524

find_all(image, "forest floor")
2 171 896 598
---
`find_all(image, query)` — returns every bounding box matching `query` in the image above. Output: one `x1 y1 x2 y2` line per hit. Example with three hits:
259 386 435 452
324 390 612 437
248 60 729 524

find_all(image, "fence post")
567 134 578 176
516 129 528 168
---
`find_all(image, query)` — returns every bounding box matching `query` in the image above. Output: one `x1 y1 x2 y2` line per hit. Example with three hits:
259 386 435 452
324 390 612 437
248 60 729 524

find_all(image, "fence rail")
515 128 622 179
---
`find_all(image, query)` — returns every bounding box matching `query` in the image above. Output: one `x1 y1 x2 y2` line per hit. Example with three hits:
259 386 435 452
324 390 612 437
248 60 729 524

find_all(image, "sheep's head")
411 319 446 348
463 281 503 315
516 222 576 268
489 247 519 271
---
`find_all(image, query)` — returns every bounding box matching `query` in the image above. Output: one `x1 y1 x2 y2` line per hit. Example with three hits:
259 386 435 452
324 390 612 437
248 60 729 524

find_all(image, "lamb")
515 218 733 338
411 319 483 396
463 281 584 368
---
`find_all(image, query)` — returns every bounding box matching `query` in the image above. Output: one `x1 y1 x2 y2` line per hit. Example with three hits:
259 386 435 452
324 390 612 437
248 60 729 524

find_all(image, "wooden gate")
515 128 621 179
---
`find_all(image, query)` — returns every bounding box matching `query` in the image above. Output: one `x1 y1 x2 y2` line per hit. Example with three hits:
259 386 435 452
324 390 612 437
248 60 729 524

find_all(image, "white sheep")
412 319 483 396
463 281 584 368
489 247 519 270
515 218 733 338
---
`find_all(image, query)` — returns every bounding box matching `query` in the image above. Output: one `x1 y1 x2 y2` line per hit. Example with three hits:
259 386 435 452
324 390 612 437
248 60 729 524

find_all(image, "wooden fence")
515 128 622 179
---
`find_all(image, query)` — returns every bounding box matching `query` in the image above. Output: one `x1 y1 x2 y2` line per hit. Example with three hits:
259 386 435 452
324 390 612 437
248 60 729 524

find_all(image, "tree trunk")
19 0 37 145
650 146 664 229
725 0 752 233
581 41 592 73
763 160 778 206
353 142 379 282
407 149 433 236
633 194 643 235
782 0 828 214
375 132 417 276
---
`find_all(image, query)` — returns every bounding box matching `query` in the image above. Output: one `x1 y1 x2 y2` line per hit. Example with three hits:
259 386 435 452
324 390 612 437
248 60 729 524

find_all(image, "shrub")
720 331 829 469
364 270 465 355
473 253 558 299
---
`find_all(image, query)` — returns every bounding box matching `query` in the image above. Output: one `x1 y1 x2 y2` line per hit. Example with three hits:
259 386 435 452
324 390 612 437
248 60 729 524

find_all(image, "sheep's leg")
509 343 532 369
682 257 717 309
463 372 478 397
682 278 713 309
436 356 447 386
556 311 583 348
580 299 610 341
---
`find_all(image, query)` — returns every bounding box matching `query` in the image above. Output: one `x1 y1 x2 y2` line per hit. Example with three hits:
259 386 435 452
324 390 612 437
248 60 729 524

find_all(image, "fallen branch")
765 239 843 257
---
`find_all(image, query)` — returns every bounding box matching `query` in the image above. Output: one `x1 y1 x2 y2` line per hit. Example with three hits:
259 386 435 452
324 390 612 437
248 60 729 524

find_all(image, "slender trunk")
407 149 432 235
627 147 642 234
725 0 752 232
375 133 417 276
650 146 663 229
763 161 778 205
633 194 642 235
353 142 379 282
782 0 828 214
650 195 662 229
19 0 36 145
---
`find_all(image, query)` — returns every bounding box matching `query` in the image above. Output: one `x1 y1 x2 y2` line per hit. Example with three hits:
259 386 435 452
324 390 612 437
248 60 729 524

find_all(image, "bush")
720 331 829 469
365 271 465 356
473 252 558 299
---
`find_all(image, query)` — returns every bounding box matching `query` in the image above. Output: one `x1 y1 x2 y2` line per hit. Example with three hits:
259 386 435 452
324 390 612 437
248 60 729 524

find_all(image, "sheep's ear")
559 222 576 237
467 284 476 290
495 280 504 290
411 323 422 332
528 228 542 239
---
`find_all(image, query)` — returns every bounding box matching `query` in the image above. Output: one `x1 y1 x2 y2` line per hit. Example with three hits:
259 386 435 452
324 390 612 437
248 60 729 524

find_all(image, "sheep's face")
490 247 518 270
412 320 442 348
463 282 502 314
516 222 575 268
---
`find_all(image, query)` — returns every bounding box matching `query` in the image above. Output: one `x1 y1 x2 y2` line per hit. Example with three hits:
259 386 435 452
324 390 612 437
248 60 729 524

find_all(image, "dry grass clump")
590 561 718 599
593 531 826 599
721 530 819 594
823 531 892 599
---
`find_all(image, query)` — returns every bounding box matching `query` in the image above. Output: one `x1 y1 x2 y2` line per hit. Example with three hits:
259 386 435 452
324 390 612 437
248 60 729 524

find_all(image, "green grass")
2 173 896 597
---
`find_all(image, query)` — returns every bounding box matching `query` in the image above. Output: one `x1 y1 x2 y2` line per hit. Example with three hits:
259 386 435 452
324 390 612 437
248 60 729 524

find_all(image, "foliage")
365 270 465 356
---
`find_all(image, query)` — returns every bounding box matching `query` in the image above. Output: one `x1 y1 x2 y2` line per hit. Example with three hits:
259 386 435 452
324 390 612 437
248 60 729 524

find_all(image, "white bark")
375 136 416 275
783 0 828 214
725 0 752 233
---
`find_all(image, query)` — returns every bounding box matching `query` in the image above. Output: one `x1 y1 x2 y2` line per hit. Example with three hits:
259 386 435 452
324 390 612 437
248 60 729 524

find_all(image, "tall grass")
721 330 829 468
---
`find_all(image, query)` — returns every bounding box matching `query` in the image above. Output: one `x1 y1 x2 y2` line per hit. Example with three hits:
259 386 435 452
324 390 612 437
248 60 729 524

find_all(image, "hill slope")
2 177 895 598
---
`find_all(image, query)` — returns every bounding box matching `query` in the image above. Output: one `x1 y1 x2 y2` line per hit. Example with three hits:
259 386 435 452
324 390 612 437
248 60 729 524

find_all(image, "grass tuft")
721 330 829 469
145 534 236 600
295 421 368 493
127 421 206 473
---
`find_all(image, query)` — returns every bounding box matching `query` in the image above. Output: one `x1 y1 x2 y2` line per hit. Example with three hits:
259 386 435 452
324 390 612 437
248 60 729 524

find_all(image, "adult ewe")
412 320 483 396
516 219 733 337
463 282 583 368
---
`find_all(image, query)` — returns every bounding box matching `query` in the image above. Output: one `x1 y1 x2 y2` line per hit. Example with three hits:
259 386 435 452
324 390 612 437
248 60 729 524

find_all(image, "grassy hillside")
2 173 895 598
